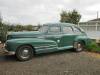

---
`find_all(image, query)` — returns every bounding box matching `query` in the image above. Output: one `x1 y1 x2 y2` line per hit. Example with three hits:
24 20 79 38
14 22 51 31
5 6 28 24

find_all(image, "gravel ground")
0 48 100 75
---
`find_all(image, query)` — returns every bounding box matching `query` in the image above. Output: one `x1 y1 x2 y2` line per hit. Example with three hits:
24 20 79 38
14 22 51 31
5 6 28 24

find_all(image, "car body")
5 23 90 61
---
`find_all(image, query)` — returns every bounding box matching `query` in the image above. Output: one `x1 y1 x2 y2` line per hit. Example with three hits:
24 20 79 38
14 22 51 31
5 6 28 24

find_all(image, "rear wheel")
74 42 85 52
16 45 34 61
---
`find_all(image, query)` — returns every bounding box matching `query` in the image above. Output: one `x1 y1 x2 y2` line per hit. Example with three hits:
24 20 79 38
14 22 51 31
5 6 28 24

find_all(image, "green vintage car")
5 23 90 61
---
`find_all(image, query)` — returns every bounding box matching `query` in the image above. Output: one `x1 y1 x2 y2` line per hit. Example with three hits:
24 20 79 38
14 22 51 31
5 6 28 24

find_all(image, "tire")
15 45 34 61
73 42 85 52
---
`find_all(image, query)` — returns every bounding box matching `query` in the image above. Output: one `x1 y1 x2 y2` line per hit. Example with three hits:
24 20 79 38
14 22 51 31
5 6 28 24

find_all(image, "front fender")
6 38 57 52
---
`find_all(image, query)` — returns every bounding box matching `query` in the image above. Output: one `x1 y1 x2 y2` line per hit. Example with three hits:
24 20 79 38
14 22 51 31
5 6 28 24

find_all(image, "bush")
86 41 100 52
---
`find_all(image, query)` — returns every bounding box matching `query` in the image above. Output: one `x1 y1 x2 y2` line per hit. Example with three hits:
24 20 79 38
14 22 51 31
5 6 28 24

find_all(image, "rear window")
73 27 82 34
63 26 74 34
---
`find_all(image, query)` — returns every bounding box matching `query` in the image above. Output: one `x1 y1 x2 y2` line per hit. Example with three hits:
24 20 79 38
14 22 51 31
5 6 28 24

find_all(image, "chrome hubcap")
77 43 83 51
23 49 29 54
20 49 29 59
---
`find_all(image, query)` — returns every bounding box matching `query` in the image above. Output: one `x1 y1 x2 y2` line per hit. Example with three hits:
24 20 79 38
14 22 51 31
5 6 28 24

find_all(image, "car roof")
43 23 76 27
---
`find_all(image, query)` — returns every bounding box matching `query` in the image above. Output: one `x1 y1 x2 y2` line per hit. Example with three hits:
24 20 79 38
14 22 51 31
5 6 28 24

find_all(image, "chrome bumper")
4 44 15 55
4 50 15 55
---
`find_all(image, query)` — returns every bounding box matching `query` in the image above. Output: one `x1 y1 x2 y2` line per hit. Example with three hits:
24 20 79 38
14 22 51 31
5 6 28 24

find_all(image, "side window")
48 26 61 34
73 27 82 34
39 26 48 33
63 26 74 34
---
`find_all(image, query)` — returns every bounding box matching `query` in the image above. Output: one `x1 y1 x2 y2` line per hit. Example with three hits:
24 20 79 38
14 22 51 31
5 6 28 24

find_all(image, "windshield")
39 25 48 33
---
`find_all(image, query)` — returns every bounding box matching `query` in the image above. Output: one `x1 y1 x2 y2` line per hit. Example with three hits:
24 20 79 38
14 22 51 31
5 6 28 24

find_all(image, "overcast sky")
0 0 100 25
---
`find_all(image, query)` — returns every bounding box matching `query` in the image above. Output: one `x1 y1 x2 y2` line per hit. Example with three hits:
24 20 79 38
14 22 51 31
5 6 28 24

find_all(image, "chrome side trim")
36 47 57 51
35 45 57 49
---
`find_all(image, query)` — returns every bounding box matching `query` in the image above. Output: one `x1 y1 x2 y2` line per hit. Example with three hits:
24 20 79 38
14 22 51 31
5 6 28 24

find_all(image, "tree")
14 25 23 31
60 9 81 24
8 25 15 31
25 25 33 31
0 13 8 43
0 13 2 27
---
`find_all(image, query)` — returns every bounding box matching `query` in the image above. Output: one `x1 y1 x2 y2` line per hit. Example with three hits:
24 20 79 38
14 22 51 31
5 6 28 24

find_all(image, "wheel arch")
16 44 36 54
79 40 86 45
73 40 86 48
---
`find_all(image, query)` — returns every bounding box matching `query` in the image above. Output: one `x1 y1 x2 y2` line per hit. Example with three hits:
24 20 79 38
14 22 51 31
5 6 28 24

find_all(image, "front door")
45 25 62 47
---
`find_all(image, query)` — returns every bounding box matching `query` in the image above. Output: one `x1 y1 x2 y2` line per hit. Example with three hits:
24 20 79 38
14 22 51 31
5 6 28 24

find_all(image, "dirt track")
0 48 100 75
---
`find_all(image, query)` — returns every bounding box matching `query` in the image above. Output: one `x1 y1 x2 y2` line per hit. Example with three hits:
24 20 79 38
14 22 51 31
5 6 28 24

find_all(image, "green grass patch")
86 40 100 52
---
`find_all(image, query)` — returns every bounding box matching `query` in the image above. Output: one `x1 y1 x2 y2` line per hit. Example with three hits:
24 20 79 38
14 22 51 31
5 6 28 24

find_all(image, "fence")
79 22 100 31
79 25 100 31
78 23 100 41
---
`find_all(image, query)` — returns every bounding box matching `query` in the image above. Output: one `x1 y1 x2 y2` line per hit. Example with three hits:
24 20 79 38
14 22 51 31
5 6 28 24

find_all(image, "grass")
86 40 100 52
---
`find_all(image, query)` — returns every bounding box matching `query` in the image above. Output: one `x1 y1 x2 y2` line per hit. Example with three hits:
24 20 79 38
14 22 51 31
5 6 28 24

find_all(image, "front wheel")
73 42 85 52
15 45 34 61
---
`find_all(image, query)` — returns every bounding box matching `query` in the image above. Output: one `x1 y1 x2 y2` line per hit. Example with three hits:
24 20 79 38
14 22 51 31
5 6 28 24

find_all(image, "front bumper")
4 43 15 55
4 49 15 55
5 41 18 53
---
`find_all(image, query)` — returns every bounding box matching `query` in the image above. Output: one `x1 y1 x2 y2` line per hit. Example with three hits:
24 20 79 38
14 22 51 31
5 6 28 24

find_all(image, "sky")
0 0 100 25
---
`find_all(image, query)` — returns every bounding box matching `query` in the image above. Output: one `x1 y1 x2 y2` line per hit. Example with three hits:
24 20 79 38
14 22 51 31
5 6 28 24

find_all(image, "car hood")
7 31 44 40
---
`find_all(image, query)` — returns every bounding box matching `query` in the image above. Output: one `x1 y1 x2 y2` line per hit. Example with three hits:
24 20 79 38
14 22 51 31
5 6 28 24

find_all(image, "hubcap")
20 49 30 59
77 43 83 51
23 49 29 54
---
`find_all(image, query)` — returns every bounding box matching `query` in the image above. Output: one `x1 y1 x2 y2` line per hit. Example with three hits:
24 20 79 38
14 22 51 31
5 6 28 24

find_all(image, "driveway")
0 49 100 75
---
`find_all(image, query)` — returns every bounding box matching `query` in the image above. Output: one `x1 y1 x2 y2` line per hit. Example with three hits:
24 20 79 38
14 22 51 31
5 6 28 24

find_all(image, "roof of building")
79 18 100 24
88 18 100 22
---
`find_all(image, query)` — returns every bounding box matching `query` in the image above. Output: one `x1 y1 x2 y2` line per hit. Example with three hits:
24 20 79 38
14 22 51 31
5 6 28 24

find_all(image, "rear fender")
74 36 90 46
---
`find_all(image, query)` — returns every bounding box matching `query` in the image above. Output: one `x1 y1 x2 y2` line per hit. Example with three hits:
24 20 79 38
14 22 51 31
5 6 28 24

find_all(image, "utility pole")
97 11 99 19
96 11 99 31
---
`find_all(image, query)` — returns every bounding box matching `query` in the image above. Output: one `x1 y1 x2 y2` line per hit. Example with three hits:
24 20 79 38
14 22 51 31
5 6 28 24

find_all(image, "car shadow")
0 55 17 62
0 49 75 62
35 49 75 58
